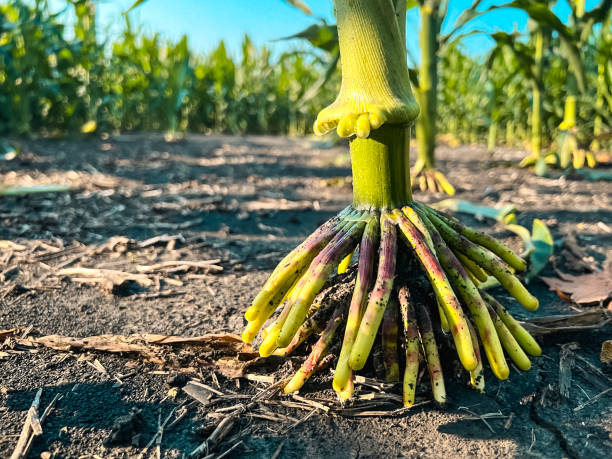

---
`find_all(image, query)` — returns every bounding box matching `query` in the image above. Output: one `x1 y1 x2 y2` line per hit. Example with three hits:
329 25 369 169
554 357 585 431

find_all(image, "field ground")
1 134 611 458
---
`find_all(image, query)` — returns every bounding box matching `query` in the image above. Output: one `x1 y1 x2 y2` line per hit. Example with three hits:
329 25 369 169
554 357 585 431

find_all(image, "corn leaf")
127 0 149 13
507 0 586 92
432 199 516 222
526 219 553 282
283 0 313 16
276 23 339 53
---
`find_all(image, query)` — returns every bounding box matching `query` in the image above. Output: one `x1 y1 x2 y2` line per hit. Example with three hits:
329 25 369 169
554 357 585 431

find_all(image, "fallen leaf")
432 199 516 222
540 257 612 306
57 267 153 294
575 169 612 182
0 328 22 342
24 332 260 377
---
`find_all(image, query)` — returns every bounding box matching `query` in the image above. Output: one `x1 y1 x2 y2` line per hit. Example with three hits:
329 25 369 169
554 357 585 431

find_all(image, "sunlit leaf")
506 0 586 92
276 23 339 53
126 0 149 13
283 0 313 16
432 199 516 222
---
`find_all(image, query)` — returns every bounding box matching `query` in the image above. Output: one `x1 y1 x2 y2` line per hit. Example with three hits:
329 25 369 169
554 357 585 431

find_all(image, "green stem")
506 120 515 146
593 63 604 150
488 121 497 153
415 5 439 170
351 125 412 209
531 27 544 157
561 95 577 129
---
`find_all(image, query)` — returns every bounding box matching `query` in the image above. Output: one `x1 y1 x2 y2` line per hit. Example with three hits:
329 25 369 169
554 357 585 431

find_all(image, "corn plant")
509 0 612 172
408 0 523 194
244 0 541 405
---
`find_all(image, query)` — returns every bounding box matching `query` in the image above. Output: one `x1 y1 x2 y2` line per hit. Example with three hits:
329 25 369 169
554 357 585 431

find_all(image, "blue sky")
49 0 600 61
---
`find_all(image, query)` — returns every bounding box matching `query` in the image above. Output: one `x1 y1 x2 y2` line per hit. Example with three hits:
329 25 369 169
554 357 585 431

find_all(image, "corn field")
1 0 610 159
0 0 338 137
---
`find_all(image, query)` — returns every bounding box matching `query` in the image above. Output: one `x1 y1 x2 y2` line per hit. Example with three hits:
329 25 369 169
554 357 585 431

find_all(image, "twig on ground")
10 388 43 459
504 412 514 430
573 387 612 412
188 380 225 397
244 373 275 384
138 407 176 459
458 407 506 434
136 260 222 274
138 234 185 249
56 267 153 289
291 394 330 413
133 290 187 300
210 440 244 459
86 359 109 376
335 400 431 417
22 393 62 459
166 402 194 431
528 427 536 453
189 406 244 459
270 442 285 459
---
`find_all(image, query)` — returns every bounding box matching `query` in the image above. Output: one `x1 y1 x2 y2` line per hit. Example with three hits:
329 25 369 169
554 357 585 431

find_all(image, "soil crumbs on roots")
1 134 611 458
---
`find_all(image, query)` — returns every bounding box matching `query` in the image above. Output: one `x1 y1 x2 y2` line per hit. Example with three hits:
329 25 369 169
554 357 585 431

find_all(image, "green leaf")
298 51 339 106
506 0 586 92
407 67 419 88
406 0 420 10
126 0 149 13
0 140 18 161
525 218 553 283
276 23 338 53
506 219 553 283
283 0 313 16
432 199 516 222
0 185 73 197
575 169 612 181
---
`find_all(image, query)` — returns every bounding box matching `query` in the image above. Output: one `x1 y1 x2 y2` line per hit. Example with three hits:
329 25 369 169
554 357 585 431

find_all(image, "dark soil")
1 134 611 458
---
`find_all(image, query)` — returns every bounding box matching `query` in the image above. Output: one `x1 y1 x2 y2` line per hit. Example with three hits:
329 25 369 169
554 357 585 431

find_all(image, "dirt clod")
103 409 144 447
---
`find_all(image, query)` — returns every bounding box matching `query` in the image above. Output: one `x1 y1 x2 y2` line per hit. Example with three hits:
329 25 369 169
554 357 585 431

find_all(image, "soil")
1 134 611 459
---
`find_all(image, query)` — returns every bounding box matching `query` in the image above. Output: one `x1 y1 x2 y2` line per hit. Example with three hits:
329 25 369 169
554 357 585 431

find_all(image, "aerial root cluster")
411 161 455 195
242 203 542 405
